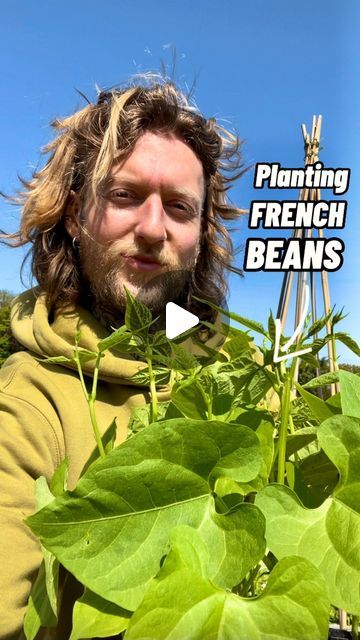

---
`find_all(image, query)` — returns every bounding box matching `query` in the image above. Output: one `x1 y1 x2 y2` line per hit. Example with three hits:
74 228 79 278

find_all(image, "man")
0 80 244 638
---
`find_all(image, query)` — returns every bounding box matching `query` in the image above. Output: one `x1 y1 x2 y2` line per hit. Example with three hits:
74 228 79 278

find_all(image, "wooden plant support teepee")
276 115 340 395
276 116 345 629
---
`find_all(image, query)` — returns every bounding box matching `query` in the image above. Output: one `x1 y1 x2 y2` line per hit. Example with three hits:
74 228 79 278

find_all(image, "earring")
72 236 79 250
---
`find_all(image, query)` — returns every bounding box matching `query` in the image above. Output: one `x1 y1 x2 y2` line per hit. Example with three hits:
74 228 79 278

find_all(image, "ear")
64 191 81 239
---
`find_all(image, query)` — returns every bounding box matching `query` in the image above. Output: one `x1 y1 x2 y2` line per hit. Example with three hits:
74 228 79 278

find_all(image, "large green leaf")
197 501 265 589
23 561 57 640
236 366 275 405
216 420 274 497
310 335 333 356
127 402 171 434
335 332 360 358
213 365 254 395
70 589 131 639
152 341 200 371
317 414 360 512
296 384 341 423
303 372 340 389
128 365 169 386
327 391 342 409
50 457 69 497
171 379 209 419
210 366 257 417
256 413 360 613
27 419 265 611
339 369 360 418
298 350 321 368
125 527 329 640
229 407 275 430
24 476 60 639
283 428 317 459
81 419 118 476
221 332 254 360
296 449 339 507
164 401 184 420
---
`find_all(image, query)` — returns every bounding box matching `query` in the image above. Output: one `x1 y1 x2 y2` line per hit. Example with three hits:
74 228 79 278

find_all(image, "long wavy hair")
2 80 246 322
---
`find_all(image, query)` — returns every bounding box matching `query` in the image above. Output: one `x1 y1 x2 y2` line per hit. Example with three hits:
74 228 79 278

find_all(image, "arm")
0 363 64 639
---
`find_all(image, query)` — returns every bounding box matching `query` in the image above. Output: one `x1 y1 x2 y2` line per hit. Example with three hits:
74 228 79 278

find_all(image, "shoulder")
0 351 67 465
0 349 67 398
0 350 42 385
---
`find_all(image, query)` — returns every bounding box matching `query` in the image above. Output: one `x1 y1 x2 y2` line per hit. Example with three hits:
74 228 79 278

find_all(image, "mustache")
103 241 173 267
79 225 196 269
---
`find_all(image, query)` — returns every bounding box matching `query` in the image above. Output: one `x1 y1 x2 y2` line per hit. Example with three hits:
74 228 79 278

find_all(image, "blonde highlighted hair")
2 80 246 318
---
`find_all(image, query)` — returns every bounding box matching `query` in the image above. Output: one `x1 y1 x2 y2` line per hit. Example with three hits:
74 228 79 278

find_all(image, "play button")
120 266 230 366
165 302 199 339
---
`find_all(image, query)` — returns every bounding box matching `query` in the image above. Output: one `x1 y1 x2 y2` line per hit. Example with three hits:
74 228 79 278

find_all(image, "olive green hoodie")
0 289 224 639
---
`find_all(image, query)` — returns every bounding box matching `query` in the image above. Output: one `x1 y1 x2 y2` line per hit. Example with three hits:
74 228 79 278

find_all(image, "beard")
79 232 200 331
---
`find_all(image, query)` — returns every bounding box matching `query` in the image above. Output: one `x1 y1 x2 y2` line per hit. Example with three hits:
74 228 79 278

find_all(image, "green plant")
23 291 360 639
0 289 22 366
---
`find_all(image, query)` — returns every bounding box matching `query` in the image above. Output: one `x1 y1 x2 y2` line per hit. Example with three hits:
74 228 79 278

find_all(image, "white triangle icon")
165 302 199 339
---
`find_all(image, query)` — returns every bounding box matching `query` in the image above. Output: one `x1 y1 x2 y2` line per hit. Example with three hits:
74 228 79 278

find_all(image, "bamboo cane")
278 115 338 389
277 115 344 627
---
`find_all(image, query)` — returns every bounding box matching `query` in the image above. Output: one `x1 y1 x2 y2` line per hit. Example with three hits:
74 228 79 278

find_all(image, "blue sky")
0 0 359 362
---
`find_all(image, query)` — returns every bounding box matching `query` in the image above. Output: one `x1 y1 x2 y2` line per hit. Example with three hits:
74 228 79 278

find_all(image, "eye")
111 189 134 200
107 188 139 208
168 201 196 217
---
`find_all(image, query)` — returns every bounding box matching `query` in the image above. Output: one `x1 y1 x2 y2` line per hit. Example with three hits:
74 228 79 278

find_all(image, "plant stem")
197 379 212 420
236 564 260 597
277 377 291 484
352 615 359 640
207 384 213 420
277 359 297 485
146 347 158 423
330 324 340 395
75 355 89 402
75 348 105 459
274 366 282 393
89 352 106 458
288 414 300 464
88 396 106 458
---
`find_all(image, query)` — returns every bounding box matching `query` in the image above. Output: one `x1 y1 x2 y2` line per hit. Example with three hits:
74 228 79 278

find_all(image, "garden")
23 290 360 640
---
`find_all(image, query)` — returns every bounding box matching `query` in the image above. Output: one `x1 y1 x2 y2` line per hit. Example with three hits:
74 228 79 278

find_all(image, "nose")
134 194 167 244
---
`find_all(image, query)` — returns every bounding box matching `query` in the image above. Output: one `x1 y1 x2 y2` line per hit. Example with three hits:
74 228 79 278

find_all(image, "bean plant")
23 290 360 639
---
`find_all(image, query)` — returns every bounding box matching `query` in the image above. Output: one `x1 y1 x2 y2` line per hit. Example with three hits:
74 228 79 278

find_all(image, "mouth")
122 254 164 272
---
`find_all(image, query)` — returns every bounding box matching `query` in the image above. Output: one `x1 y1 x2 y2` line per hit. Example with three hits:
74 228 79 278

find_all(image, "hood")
11 288 226 387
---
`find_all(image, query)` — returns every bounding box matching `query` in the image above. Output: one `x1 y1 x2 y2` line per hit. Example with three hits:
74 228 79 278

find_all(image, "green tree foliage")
299 359 360 400
339 363 360 375
298 357 331 399
0 290 22 366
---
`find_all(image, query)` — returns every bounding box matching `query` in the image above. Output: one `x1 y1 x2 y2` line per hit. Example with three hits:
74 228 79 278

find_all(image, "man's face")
77 131 205 320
